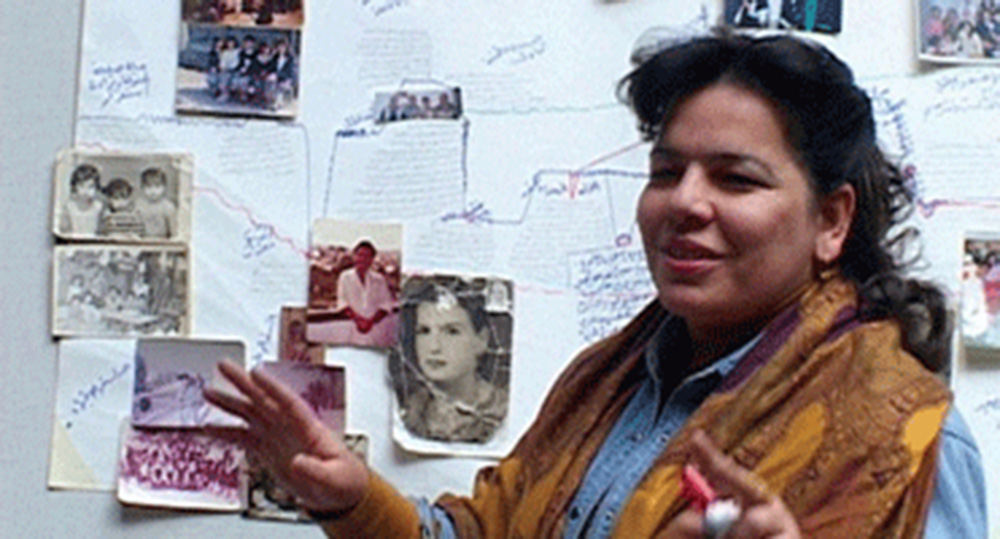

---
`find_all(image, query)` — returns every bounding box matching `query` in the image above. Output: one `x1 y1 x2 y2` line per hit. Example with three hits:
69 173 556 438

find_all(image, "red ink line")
916 198 1000 218
193 185 311 259
573 140 646 174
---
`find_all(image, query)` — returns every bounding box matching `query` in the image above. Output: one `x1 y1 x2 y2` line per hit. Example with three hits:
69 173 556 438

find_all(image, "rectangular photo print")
724 0 842 33
52 150 192 243
372 85 462 124
390 275 513 454
52 245 190 338
182 0 304 29
962 233 1000 357
917 0 1000 62
117 424 245 511
279 305 325 363
177 24 301 118
307 219 402 348
132 338 245 428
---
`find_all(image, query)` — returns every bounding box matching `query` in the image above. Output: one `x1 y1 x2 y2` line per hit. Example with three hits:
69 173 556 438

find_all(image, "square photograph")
177 24 301 118
390 275 513 445
917 0 1000 62
52 150 192 243
52 245 190 337
182 0 304 29
307 219 402 348
117 424 245 511
725 0 842 33
962 233 1000 354
279 305 325 363
372 85 463 124
132 338 246 428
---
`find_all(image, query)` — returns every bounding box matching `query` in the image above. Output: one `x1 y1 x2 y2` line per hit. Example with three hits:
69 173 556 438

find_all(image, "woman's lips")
660 239 722 276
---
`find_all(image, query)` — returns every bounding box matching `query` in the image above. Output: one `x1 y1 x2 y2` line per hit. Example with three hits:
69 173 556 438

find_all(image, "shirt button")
569 506 581 520
604 511 615 522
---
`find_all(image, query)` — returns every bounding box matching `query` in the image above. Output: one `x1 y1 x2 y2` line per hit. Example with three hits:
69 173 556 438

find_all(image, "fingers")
216 359 270 407
689 430 772 507
250 367 317 422
203 386 264 426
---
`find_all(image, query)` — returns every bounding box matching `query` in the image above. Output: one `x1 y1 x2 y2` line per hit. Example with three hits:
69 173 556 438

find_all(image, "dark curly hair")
619 29 949 372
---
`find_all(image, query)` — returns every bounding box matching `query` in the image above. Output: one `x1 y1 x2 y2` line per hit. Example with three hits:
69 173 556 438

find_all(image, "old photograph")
279 306 325 363
132 338 246 428
918 0 1000 62
52 150 192 243
177 24 301 118
307 219 402 348
52 245 190 337
117 424 245 511
390 275 513 444
963 234 1000 355
373 86 462 124
725 0 842 33
182 0 304 29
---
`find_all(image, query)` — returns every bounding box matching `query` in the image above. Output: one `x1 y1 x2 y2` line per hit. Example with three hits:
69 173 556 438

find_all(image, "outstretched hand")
204 360 369 513
665 430 801 538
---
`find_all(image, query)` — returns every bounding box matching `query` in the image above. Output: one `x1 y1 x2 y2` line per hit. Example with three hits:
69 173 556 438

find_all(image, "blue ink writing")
486 35 546 66
243 223 277 259
68 362 132 427
88 62 151 108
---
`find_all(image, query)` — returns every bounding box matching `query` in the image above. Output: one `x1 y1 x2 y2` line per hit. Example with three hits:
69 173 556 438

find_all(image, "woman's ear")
815 183 856 265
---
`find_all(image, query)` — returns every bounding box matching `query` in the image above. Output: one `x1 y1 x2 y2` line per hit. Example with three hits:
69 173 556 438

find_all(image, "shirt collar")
644 315 763 392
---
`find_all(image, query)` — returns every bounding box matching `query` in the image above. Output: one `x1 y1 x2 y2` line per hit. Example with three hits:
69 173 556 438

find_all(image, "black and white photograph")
52 150 192 243
176 24 301 118
373 86 462 124
918 0 1000 62
52 245 190 337
390 275 513 444
725 0 842 34
183 0 304 29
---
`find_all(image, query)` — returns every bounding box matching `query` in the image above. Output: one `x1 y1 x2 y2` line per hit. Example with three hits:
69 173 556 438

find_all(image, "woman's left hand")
663 430 801 538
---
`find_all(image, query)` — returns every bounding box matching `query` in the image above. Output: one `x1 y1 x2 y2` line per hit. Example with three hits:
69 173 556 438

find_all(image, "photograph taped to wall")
132 338 246 428
373 85 462 124
917 0 1000 63
279 306 324 363
182 0 304 29
307 219 402 348
390 275 513 448
117 423 245 511
724 0 842 33
52 150 192 243
963 232 1000 358
177 24 301 118
52 245 191 338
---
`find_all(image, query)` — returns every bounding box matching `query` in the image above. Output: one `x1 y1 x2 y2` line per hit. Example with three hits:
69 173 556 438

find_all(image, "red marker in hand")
681 464 741 538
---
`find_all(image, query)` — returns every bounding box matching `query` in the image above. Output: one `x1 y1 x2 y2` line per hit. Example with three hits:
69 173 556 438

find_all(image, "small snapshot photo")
917 0 1000 62
390 275 513 444
182 0 304 29
962 234 1000 355
52 245 190 338
132 338 246 428
52 150 192 243
373 85 462 124
307 219 402 348
177 24 301 118
279 306 325 363
117 424 245 511
725 0 842 33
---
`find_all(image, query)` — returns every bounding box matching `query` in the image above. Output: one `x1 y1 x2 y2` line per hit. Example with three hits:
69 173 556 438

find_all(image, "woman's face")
415 301 488 386
638 83 850 338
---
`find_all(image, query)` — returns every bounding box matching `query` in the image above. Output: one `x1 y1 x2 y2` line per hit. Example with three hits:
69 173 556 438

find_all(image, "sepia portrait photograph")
917 0 1000 62
52 245 190 337
278 305 325 363
182 0 304 29
307 219 402 348
373 85 463 124
962 233 1000 356
52 150 192 243
725 0 842 33
176 24 301 118
390 275 513 444
117 424 245 511
132 338 245 428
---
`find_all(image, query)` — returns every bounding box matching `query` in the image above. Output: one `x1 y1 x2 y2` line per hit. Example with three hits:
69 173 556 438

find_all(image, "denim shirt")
419 319 988 538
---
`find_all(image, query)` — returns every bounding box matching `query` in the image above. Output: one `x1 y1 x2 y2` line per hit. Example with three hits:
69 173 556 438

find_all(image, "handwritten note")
68 363 131 426
569 246 654 343
486 36 546 66
87 62 150 108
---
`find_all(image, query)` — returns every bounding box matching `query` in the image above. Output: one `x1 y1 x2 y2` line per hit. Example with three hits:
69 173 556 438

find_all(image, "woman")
392 278 508 443
204 31 986 537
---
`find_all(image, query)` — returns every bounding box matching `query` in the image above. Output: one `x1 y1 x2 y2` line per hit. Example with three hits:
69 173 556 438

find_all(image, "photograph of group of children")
919 0 1000 61
725 0 843 34
373 86 463 124
962 234 1000 353
176 1 303 118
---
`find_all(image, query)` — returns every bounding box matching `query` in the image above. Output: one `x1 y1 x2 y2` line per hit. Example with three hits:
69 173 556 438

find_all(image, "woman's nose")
665 165 713 228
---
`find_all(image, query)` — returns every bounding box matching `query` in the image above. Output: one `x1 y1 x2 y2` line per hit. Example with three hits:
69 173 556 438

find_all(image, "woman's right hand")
204 360 369 513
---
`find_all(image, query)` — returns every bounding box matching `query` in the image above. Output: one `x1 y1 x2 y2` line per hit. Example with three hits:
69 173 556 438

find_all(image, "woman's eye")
720 173 762 188
446 327 462 336
416 326 430 335
649 167 682 184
